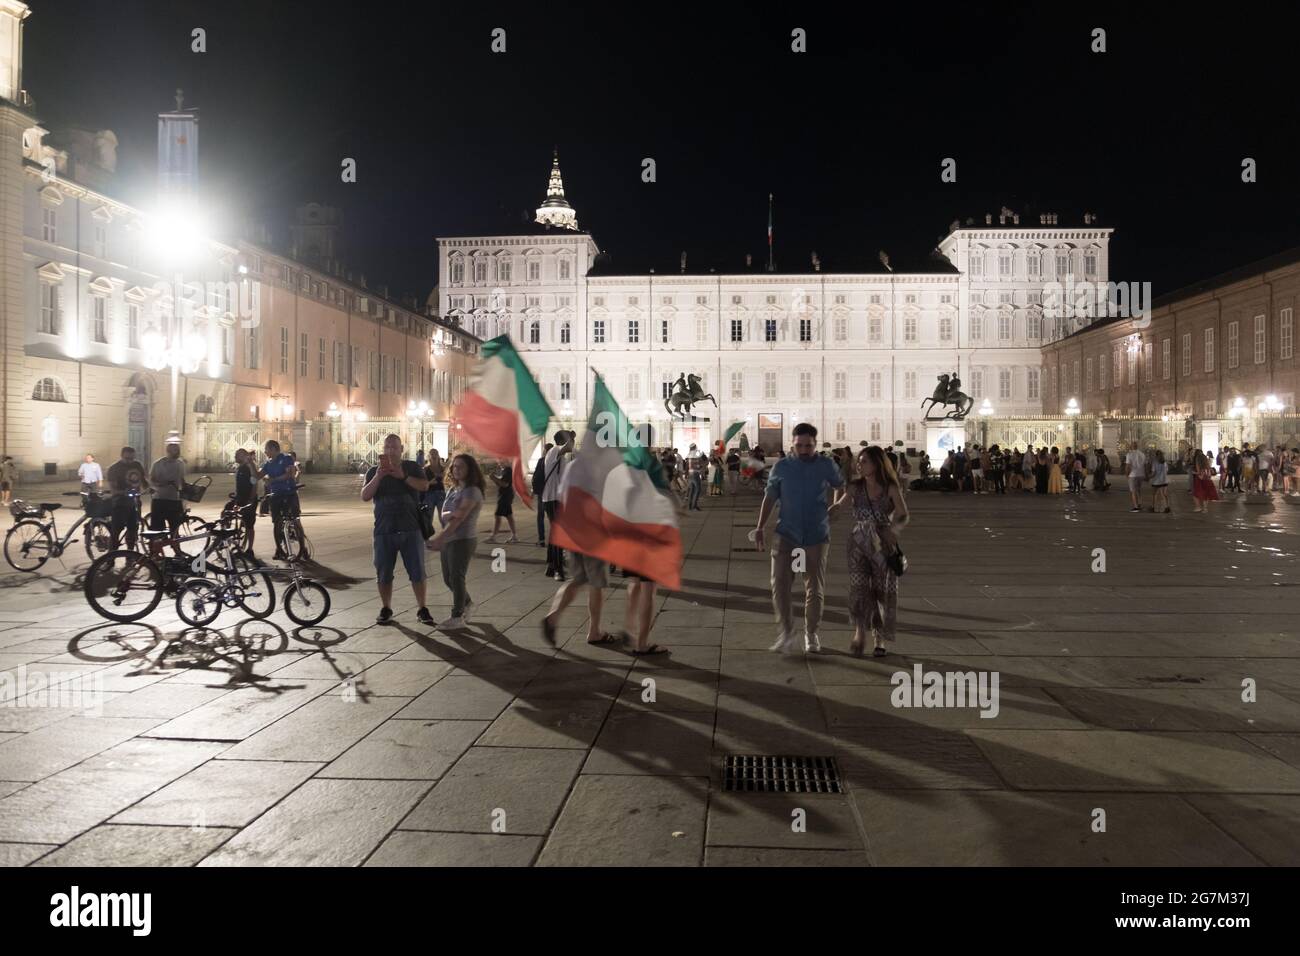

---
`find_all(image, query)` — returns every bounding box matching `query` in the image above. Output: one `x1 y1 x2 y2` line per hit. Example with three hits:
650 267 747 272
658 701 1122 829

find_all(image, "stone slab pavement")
2 470 1299 866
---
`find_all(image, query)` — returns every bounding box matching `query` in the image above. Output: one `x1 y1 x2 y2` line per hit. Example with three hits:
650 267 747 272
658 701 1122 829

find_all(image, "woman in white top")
1149 449 1170 513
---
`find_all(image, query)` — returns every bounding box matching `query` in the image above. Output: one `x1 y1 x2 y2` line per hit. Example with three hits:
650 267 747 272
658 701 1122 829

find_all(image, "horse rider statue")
665 372 718 419
920 371 975 420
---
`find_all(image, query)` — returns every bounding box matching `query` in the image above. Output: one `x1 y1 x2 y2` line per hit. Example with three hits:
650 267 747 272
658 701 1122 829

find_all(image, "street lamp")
407 399 433 452
1229 396 1248 418
1065 397 1080 416
326 402 341 420
979 398 994 416
1258 394 1284 413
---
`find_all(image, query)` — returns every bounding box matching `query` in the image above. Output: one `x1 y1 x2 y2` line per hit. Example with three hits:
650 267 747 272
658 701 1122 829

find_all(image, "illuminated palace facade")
439 154 1114 453
0 1 475 480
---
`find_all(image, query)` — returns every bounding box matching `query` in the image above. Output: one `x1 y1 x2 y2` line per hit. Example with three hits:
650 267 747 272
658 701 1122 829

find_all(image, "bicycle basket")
83 494 114 519
180 475 211 503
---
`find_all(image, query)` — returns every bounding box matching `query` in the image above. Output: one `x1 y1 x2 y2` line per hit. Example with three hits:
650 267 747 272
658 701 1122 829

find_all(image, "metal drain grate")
722 755 842 793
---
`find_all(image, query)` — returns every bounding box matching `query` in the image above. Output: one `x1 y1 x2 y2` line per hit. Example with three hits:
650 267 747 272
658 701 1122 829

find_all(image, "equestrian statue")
920 372 974 420
665 373 717 419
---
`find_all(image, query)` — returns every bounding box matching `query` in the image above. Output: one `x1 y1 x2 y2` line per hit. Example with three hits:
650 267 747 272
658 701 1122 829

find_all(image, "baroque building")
438 156 1114 452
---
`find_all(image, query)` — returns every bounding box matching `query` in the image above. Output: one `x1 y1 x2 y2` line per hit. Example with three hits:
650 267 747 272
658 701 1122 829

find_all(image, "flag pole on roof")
767 193 774 272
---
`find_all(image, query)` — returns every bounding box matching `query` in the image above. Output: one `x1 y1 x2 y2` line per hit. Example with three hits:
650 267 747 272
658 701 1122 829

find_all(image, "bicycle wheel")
284 580 330 626
174 515 210 559
281 519 304 562
84 518 114 562
84 550 164 622
176 578 222 627
4 521 54 571
234 568 276 619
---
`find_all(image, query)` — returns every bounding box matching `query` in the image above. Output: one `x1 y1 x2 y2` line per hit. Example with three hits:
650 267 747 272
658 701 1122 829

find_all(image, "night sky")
23 1 1300 302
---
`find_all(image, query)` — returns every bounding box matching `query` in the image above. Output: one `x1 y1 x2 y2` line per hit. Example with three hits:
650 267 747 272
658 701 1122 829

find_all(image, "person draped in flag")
550 378 682 655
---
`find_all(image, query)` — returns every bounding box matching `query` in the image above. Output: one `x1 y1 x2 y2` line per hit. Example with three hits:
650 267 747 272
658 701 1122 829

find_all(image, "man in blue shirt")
753 422 845 654
258 439 299 560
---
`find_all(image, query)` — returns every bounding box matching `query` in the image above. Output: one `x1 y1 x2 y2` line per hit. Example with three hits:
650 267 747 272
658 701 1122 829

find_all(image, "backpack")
531 456 548 495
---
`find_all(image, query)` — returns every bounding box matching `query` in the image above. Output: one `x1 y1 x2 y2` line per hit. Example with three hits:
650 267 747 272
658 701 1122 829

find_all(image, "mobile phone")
378 454 390 471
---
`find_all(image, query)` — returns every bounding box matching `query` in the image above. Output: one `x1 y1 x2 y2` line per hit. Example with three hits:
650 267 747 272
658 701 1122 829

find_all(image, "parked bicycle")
4 492 115 571
265 483 308 562
83 517 252 622
174 526 277 627
255 560 331 626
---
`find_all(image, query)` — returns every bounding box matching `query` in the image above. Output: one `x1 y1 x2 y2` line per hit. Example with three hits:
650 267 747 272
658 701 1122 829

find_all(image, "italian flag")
457 335 552 507
551 376 682 590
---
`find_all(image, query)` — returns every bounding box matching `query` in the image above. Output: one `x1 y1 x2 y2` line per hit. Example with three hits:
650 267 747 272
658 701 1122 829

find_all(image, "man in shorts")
361 433 432 625
1125 441 1147 512
106 446 148 550
540 547 615 647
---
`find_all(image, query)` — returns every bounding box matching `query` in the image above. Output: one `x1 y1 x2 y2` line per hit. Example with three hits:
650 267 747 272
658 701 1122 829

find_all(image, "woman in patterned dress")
837 445 910 658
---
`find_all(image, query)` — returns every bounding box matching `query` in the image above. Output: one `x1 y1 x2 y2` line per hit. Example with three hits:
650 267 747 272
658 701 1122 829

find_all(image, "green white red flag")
550 375 682 589
457 335 552 507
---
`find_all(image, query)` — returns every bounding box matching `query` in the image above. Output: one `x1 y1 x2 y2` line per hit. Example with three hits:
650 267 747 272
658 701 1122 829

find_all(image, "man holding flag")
548 375 682 655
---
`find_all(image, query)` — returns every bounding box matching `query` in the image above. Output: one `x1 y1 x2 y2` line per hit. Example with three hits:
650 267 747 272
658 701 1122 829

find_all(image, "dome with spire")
534 149 578 231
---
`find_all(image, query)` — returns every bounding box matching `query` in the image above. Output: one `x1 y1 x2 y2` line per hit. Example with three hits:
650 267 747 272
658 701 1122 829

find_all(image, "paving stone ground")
2 471 1299 866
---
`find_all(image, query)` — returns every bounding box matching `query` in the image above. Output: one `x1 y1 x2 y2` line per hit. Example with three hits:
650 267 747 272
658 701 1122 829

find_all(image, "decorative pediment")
88 276 116 296
39 185 64 206
91 204 113 223
36 261 65 283
124 285 149 302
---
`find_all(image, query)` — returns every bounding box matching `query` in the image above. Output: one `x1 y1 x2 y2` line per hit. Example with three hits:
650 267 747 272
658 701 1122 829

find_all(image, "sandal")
631 643 669 656
872 645 888 658
587 633 621 645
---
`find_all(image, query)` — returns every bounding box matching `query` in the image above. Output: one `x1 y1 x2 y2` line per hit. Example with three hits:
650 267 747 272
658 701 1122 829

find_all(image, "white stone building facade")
439 159 1115 452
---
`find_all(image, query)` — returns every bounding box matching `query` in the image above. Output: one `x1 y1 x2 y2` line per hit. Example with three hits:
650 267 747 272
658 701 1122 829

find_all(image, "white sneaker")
804 633 822 654
768 631 794 654
440 616 467 630
462 601 475 624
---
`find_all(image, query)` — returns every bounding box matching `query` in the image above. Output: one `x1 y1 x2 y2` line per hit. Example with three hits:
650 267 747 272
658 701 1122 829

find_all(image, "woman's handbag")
417 503 435 540
887 544 908 576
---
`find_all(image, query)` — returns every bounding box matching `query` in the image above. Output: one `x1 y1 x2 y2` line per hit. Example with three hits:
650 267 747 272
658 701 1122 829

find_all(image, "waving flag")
458 335 552 507
551 376 682 590
724 420 746 445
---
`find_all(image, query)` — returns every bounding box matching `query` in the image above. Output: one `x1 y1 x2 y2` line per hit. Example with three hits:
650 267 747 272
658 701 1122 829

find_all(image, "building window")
973 370 985 399
222 326 233 365
527 260 540 281
40 284 60 334
834 315 847 341
834 371 847 400
731 295 742 305
299 332 308 377
697 295 709 306
529 321 540 344
369 350 377 390
969 253 982 276
92 296 108 344
42 207 56 244
319 338 326 380
627 372 640 401
834 420 846 441
731 371 744 399
999 313 1011 340
628 296 639 306
1028 312 1041 340
1085 358 1093 392
1099 354 1107 391
870 420 881 442
1085 252 1097 276
765 318 777 342
904 316 917 342
593 319 605 344
903 370 916 399
627 318 639 344
127 304 140 348
970 313 982 342
381 354 391 392
193 394 214 414
1056 252 1069 278
350 345 361 387
998 252 1011 276
1229 323 1240 369
279 327 289 374
999 369 1011 400
32 377 66 402
763 371 777 400
1161 338 1170 380
1143 342 1152 381
560 322 570 345
1027 255 1040 278
799 371 812 400
473 259 487 283
799 318 812 342
731 318 743 343
1204 328 1215 372
559 259 571 280
939 316 952 342
593 296 605 308
1182 333 1192 376
246 326 260 369
1027 367 1040 400
869 371 881 400
1254 314 1266 364
1112 348 1121 386
560 372 571 401
1282 308 1294 360
1127 349 1136 385
906 421 918 442
498 259 512 283
661 318 670 343
697 318 709 345
868 315 882 344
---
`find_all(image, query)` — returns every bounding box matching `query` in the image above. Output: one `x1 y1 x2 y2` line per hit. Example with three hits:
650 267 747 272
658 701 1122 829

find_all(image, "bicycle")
174 526 277 627
265 483 309 562
187 547 329 627
83 518 253 623
4 492 115 571
219 492 258 554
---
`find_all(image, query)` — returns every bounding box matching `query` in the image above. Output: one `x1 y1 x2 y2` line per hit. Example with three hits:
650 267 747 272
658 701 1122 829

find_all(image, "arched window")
32 377 67 402
193 394 214 414
529 321 540 344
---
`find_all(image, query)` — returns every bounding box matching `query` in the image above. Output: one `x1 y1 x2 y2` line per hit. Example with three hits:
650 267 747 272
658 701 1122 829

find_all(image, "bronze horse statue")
665 373 717 419
921 373 974 420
